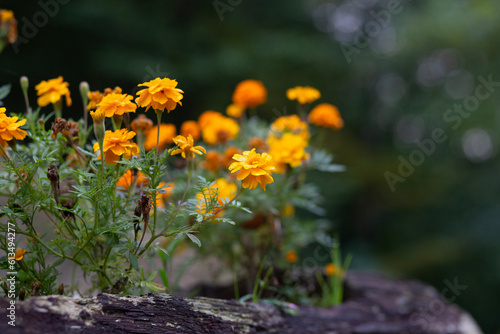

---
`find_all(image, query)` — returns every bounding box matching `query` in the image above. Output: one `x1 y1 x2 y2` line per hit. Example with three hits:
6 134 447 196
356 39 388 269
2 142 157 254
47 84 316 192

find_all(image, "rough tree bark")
0 271 482 334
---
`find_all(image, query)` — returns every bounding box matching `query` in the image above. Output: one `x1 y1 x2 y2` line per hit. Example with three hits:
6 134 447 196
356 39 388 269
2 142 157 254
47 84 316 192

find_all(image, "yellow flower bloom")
35 76 72 107
268 132 309 172
232 80 267 109
171 134 206 159
286 86 321 104
135 77 184 113
9 248 26 261
180 120 201 142
229 149 275 191
196 178 237 218
308 103 344 130
116 169 149 190
131 114 153 133
226 104 245 118
285 250 298 263
96 93 137 118
270 115 310 141
93 129 139 164
144 123 176 151
0 107 27 152
201 116 239 145
201 150 222 172
90 108 105 123
87 90 103 111
198 110 224 130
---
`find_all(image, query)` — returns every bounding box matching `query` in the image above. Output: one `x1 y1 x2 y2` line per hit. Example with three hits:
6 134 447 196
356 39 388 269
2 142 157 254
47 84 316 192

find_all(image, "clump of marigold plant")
268 133 309 173
308 103 344 130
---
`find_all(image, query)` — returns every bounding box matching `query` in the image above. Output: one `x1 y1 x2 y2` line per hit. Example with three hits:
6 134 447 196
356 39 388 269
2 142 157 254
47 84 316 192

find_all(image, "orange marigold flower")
285 250 298 263
96 93 137 118
90 108 105 123
0 107 27 152
229 149 275 191
9 248 27 261
116 169 149 189
308 103 344 130
268 132 309 172
270 115 310 141
0 9 17 44
325 263 343 276
198 110 224 130
87 90 103 111
286 86 321 104
144 123 176 151
201 116 239 145
35 76 72 107
93 129 139 164
232 79 267 109
131 114 153 133
135 77 183 113
223 146 241 168
171 134 206 159
226 104 245 118
248 137 268 153
197 178 237 218
180 120 200 141
201 150 223 172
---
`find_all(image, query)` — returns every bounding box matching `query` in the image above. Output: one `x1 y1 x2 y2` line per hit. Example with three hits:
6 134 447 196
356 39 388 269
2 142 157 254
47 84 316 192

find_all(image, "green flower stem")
155 110 163 162
181 158 193 204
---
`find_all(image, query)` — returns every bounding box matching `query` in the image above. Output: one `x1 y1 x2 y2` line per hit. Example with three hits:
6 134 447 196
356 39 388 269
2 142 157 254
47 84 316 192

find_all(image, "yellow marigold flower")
35 76 72 107
270 115 310 141
93 129 139 165
131 114 153 133
226 104 245 118
144 123 176 151
201 116 239 145
223 146 241 168
325 263 343 277
308 103 344 130
87 90 103 111
229 149 275 191
116 169 149 190
0 107 27 152
196 178 237 218
198 110 224 130
135 77 183 113
232 79 267 109
9 248 27 261
0 9 17 44
201 150 222 172
286 86 321 104
268 132 309 172
155 182 174 208
180 120 201 141
96 93 137 118
248 137 268 153
171 134 206 159
285 250 298 263
90 108 105 123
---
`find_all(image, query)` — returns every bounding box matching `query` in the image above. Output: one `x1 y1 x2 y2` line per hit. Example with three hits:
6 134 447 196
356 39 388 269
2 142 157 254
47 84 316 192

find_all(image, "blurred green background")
1 0 499 332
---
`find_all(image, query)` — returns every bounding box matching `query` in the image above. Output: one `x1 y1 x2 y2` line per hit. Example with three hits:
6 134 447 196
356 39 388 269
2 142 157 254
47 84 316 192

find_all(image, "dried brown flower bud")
31 281 41 296
47 165 60 205
19 288 26 301
58 283 64 295
51 118 67 140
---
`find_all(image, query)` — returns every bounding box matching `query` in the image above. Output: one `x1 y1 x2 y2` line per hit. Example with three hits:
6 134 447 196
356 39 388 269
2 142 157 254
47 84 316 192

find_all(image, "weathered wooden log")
0 271 482 334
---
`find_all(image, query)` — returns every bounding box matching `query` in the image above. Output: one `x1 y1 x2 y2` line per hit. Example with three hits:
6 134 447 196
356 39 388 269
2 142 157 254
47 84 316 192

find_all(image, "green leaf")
128 251 139 271
0 84 11 103
186 233 201 247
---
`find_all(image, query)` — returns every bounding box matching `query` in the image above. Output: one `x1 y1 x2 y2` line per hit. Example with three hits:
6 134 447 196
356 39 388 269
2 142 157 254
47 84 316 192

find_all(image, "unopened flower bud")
80 81 90 103
20 76 29 92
